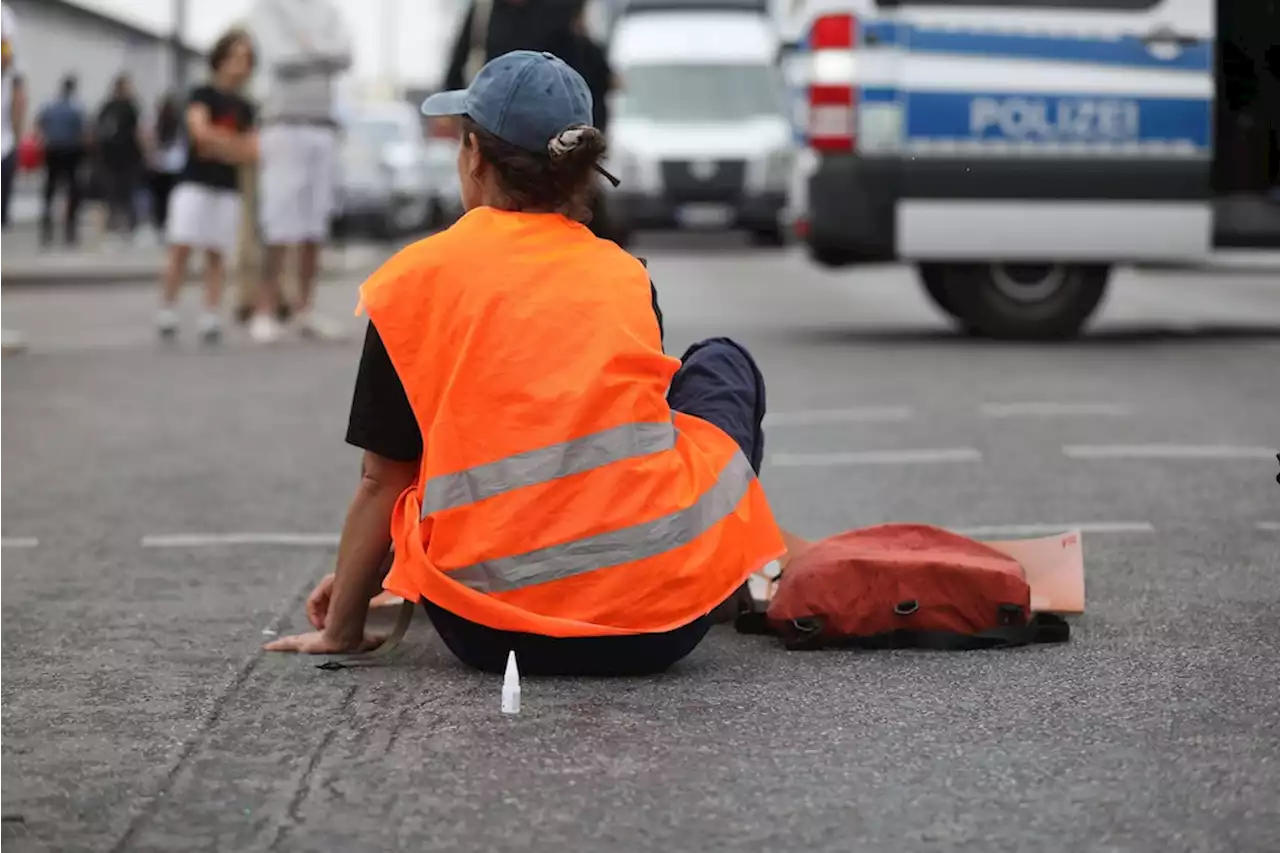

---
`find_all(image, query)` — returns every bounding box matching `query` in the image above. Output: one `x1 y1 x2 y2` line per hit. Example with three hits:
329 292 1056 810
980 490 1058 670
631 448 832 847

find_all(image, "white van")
605 3 796 245
782 0 1280 338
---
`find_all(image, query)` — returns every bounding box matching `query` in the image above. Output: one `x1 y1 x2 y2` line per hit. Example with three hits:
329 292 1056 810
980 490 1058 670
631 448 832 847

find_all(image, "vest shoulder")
580 234 649 279
357 233 454 313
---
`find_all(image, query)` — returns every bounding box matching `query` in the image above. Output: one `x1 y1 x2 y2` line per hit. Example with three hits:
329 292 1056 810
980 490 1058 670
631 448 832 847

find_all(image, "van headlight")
764 148 795 190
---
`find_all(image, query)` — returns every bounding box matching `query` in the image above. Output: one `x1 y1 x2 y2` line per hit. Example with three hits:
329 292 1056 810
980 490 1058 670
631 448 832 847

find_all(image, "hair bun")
548 125 600 159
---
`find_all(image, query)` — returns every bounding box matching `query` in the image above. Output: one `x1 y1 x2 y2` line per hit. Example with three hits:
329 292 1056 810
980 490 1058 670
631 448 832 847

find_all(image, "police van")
781 0 1280 338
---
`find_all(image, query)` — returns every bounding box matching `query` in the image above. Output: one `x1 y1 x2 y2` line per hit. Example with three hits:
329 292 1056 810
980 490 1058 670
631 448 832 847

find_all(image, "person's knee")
679 337 765 392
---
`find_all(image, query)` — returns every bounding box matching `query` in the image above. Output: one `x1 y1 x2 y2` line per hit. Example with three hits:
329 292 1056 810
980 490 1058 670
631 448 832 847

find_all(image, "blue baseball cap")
422 50 594 155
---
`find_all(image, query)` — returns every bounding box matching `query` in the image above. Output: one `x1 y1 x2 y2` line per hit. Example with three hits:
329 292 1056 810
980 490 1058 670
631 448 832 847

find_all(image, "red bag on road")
737 524 1069 650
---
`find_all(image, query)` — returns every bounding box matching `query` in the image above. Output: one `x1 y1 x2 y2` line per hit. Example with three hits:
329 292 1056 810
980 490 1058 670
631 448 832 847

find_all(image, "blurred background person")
1 0 26 232
93 73 145 247
443 0 616 237
157 30 258 345
245 0 352 344
147 92 187 244
2 0 26 356
547 3 616 238
34 74 87 248
442 0 582 93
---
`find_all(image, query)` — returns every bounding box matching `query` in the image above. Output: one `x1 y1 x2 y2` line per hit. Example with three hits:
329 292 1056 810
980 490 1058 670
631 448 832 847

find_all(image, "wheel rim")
989 263 1067 304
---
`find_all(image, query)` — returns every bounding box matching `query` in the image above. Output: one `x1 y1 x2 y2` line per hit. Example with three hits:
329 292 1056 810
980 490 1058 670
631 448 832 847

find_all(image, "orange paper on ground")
982 530 1086 615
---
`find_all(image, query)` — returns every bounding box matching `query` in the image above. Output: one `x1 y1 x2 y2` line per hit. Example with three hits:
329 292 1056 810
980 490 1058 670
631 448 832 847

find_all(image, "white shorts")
258 124 338 245
166 183 242 254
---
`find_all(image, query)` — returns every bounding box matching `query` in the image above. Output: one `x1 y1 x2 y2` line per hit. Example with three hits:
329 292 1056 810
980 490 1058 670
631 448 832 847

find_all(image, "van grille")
661 160 746 202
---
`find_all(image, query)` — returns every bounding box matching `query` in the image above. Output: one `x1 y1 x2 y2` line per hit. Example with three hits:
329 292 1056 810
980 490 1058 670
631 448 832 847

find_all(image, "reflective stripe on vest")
421 419 677 517
444 450 755 594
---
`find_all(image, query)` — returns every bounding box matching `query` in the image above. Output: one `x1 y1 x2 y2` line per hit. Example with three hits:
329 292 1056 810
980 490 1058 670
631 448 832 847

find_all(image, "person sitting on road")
265 51 809 675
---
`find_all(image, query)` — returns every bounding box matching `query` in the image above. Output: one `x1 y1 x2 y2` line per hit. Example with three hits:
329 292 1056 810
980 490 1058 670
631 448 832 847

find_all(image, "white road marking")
1063 444 1276 460
770 447 982 467
1258 522 1280 532
764 406 914 426
141 533 341 548
1 537 40 548
953 521 1155 538
981 402 1133 417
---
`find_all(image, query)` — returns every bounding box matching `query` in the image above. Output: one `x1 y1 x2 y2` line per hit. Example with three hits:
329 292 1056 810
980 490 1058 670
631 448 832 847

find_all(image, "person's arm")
32 101 47 145
247 0 314 78
307 2 353 74
266 323 425 653
11 75 26 140
186 93 256 164
136 104 153 163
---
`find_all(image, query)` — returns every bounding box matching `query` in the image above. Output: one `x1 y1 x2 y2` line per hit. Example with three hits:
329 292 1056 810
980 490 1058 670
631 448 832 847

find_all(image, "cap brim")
421 89 469 118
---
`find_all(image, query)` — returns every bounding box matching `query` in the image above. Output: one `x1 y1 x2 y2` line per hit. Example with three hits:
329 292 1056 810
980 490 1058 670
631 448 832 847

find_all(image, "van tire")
748 225 786 247
809 245 860 268
918 264 962 320
937 263 1110 340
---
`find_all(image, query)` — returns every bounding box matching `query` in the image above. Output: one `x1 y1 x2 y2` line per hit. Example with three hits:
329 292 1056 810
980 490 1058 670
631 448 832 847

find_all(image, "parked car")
334 102 461 240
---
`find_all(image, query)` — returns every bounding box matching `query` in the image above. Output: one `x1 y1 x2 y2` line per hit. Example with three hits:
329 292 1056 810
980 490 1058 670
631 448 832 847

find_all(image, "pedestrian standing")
156 30 258 344
442 0 582 92
2 1 28 355
94 74 145 245
0 0 27 231
546 4 617 239
148 93 185 240
245 0 353 344
35 74 87 247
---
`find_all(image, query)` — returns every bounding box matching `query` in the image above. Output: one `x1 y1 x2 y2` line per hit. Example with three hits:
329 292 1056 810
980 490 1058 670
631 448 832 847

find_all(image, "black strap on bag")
736 598 1070 651
778 612 1070 652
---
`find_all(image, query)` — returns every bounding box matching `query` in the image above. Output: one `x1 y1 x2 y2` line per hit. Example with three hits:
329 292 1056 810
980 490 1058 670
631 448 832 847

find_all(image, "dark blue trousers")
425 337 768 675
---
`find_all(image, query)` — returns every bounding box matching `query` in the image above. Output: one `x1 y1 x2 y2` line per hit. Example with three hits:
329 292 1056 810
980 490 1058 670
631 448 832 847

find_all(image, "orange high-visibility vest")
358 207 785 637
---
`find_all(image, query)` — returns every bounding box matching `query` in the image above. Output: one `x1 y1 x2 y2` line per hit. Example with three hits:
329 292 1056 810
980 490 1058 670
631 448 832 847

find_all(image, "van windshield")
616 64 787 123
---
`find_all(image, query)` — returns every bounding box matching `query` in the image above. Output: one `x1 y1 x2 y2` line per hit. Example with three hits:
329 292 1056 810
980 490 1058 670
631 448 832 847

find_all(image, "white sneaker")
156 308 180 341
296 310 348 342
197 311 222 345
248 313 282 344
1 328 28 355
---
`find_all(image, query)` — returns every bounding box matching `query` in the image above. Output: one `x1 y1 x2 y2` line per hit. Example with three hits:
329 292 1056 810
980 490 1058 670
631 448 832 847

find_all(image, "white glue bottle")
502 650 521 715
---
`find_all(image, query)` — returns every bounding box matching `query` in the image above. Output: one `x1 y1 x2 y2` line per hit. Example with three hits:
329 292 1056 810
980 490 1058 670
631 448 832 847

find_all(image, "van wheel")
917 264 961 320
748 225 786 247
937 263 1110 340
809 245 860 268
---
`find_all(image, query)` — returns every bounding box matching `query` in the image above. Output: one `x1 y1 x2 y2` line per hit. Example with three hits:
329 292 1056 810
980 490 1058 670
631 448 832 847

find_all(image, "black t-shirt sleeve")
650 279 664 346
346 322 424 462
188 85 217 112
241 96 257 130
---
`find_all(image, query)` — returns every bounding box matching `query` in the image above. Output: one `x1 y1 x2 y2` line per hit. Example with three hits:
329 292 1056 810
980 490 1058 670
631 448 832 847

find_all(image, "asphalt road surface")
3 239 1279 853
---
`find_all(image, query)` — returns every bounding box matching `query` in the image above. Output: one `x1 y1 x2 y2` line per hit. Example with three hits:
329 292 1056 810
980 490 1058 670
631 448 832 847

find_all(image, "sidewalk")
1 224 396 287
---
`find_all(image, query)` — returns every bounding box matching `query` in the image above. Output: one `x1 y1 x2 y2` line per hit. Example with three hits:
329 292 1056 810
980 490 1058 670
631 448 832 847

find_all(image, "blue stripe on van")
861 87 899 104
904 91 1211 148
803 18 1210 74
904 27 1211 73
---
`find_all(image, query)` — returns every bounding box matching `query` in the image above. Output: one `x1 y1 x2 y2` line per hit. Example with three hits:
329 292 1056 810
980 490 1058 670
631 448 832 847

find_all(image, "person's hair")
209 28 255 73
460 115 607 223
155 93 182 146
60 74 77 97
112 73 131 99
